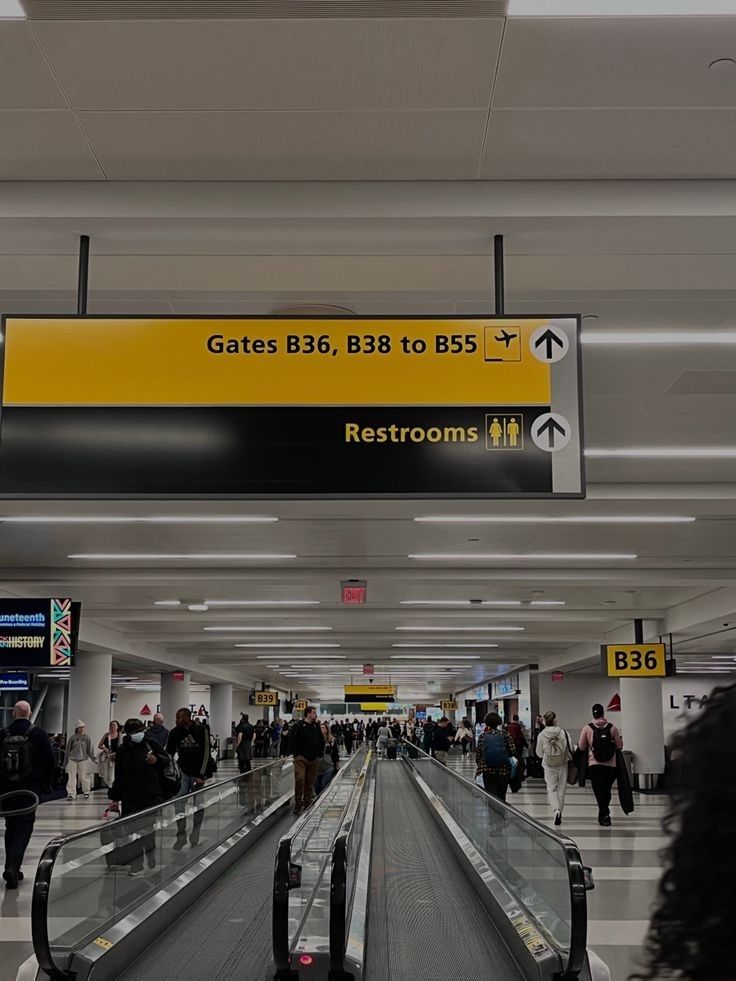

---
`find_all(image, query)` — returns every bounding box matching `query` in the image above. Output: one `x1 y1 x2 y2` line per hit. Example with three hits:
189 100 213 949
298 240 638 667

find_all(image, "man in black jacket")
0 701 54 888
290 706 324 815
433 717 452 765
166 708 212 848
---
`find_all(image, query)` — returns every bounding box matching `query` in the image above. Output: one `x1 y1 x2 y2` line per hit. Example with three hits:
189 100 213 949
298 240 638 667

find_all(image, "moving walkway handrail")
32 758 288 980
273 747 367 978
329 752 372 980
403 741 588 980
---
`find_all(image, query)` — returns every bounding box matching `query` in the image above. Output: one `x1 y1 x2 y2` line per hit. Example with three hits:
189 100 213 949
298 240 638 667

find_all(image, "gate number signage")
602 643 666 678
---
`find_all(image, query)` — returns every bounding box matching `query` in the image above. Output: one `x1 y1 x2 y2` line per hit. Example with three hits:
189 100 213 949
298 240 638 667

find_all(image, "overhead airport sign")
0 599 77 668
0 316 583 498
441 700 457 713
345 683 396 703
602 643 667 678
253 690 279 706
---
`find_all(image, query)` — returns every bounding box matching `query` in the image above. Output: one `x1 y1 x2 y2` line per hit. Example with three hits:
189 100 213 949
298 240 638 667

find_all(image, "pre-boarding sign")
0 316 584 497
603 644 667 678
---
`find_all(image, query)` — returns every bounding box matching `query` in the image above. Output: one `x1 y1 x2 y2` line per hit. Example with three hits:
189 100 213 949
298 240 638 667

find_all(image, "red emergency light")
341 580 367 605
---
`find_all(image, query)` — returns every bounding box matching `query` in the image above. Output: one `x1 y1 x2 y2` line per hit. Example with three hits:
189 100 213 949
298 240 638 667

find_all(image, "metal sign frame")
0 314 585 500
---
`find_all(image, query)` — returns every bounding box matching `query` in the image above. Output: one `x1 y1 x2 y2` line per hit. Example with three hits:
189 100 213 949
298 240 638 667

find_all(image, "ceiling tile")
33 18 503 111
78 109 487 180
481 108 736 179
494 17 736 109
0 22 66 109
0 111 103 178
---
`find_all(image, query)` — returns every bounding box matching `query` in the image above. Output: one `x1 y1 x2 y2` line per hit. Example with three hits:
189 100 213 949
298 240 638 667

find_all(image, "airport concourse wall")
537 672 728 742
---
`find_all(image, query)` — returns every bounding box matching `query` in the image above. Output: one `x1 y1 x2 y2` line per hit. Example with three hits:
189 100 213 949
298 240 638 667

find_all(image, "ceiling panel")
78 109 487 180
0 22 66 109
481 108 736 180
494 17 736 109
32 18 503 111
0 111 104 179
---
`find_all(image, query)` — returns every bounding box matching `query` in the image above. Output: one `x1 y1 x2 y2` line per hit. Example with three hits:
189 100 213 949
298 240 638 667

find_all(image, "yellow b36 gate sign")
602 644 666 678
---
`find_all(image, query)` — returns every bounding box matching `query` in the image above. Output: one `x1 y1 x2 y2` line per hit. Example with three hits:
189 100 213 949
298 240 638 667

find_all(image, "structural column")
619 619 666 788
66 651 112 745
209 683 233 754
160 671 191 728
44 684 66 733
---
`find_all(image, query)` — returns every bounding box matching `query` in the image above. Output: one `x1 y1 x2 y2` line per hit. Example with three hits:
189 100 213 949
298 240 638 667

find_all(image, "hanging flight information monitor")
0 316 584 498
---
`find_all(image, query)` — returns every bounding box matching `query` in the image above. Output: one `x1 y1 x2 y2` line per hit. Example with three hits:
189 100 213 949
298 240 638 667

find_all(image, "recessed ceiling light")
409 552 637 560
415 515 694 524
583 330 736 345
204 600 319 606
188 604 209 612
249 647 342 653
509 1 736 14
392 644 499 649
2 515 277 523
396 626 523 632
390 654 481 660
204 626 332 632
155 600 182 607
69 553 296 560
530 600 566 606
400 600 523 607
586 448 736 459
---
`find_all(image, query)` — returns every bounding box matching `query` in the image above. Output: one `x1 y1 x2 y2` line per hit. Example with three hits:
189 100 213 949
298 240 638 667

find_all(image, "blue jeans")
315 769 335 795
175 773 205 841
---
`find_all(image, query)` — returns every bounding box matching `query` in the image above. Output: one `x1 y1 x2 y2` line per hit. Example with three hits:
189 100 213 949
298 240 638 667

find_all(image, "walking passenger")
376 719 391 758
422 717 435 755
97 720 120 788
476 712 516 802
0 701 54 888
315 722 339 794
433 717 452 765
290 706 324 815
454 719 474 755
535 711 572 826
578 703 623 827
235 713 254 773
147 712 169 748
65 721 97 800
166 708 213 848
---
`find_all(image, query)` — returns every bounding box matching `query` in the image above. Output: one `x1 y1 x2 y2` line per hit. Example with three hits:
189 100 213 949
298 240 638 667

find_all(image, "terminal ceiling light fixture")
155 600 182 607
203 626 332 632
188 604 209 612
3 515 278 523
253 650 343 656
203 600 319 606
530 600 566 606
393 643 497 649
508 1 736 13
586 448 736 459
68 552 296 560
409 552 637 561
401 599 523 606
391 654 481 660
582 330 736 345
396 626 524 632
415 515 695 524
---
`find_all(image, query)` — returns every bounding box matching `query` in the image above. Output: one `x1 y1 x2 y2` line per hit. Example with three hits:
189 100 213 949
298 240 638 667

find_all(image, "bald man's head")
14 701 31 719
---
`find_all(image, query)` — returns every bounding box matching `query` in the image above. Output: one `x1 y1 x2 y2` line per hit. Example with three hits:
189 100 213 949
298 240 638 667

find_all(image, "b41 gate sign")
0 316 584 498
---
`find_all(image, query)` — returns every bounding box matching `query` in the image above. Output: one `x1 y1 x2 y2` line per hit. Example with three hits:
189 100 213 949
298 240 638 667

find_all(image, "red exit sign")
341 580 367 605
172 671 185 682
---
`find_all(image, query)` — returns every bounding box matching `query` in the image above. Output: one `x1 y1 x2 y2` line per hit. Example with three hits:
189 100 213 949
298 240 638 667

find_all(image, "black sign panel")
0 599 79 668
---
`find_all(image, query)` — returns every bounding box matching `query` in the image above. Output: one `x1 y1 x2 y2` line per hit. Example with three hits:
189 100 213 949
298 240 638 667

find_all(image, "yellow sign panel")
294 699 308 713
93 938 114 951
344 684 397 698
254 691 279 706
360 703 389 712
603 644 666 678
441 700 457 713
2 317 551 407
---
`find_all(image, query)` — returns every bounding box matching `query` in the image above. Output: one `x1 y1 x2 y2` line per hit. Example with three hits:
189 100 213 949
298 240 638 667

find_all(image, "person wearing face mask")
108 718 170 876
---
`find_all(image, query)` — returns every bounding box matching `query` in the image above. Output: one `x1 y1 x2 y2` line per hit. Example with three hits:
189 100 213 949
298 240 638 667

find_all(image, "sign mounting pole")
77 235 90 315
494 234 505 316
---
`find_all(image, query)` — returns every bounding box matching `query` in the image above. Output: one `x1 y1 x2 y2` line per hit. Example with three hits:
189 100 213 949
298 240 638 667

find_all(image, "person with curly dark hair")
632 681 736 981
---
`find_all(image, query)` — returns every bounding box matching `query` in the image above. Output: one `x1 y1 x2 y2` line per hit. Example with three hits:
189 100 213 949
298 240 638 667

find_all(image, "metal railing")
403 742 588 980
32 758 292 980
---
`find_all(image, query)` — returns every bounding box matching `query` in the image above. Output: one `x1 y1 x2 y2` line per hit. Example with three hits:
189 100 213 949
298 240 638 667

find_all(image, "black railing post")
494 234 505 316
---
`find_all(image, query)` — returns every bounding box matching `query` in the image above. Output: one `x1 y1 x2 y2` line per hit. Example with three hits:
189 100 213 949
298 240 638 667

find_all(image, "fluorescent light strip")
400 600 523 607
509 1 736 14
396 626 523 633
531 600 566 606
4 515 277 524
409 552 637 561
204 600 319 606
255 652 344 658
586 448 736 459
391 655 481 660
69 553 296 560
415 515 694 524
155 600 182 607
204 626 332 633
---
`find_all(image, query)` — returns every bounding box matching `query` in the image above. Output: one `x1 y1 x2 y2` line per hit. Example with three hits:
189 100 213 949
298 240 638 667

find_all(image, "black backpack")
590 723 616 763
145 740 182 799
0 725 36 784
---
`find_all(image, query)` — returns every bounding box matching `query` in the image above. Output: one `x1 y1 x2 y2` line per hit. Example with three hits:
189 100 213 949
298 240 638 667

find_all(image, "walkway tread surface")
365 761 524 981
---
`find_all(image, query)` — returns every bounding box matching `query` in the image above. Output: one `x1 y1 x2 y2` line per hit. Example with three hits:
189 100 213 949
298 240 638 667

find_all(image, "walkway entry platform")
27 746 610 981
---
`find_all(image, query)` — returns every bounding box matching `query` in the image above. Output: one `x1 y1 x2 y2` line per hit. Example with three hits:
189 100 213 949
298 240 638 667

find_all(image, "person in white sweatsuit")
535 710 572 827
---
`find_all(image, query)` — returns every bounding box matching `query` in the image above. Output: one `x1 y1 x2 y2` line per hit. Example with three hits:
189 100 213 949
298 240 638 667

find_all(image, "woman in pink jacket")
578 703 623 827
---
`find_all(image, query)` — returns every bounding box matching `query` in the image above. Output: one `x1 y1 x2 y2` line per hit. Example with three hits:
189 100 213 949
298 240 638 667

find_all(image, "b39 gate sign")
0 316 583 498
